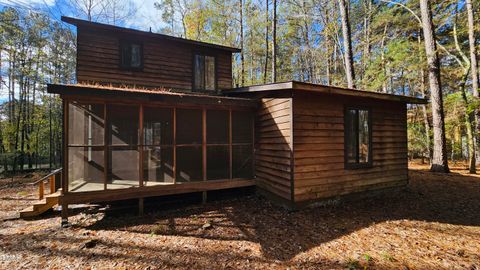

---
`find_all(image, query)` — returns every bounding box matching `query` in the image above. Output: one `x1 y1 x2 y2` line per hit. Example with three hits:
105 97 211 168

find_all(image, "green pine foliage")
0 7 75 174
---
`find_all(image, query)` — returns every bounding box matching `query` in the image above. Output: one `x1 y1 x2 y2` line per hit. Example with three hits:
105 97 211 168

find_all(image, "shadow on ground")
79 168 480 261
2 168 479 269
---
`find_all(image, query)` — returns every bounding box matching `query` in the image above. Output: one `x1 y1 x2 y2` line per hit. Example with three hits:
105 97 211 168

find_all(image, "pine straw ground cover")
1 164 479 270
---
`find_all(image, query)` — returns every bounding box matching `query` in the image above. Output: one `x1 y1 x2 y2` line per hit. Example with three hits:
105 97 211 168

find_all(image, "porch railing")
32 168 62 200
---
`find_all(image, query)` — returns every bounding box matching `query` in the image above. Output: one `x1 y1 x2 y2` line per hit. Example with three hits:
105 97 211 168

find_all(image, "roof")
47 84 257 108
61 16 241 53
224 81 428 104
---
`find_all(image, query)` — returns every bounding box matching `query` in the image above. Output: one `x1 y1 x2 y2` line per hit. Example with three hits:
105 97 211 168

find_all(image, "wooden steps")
19 192 61 218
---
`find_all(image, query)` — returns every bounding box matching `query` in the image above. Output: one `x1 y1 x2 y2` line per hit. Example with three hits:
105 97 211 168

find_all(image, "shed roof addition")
224 81 428 104
62 16 241 53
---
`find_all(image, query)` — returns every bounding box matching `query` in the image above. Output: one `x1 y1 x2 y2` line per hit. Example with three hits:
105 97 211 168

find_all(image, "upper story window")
194 54 216 91
345 107 372 169
120 41 143 70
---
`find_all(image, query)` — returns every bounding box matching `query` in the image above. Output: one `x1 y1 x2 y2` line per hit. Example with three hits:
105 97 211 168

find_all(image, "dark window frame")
344 106 373 169
192 51 217 93
119 40 144 71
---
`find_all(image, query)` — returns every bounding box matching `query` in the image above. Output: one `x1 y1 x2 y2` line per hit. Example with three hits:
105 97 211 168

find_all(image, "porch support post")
202 108 207 204
103 102 108 190
139 104 144 187
229 109 232 179
138 198 144 216
61 202 69 227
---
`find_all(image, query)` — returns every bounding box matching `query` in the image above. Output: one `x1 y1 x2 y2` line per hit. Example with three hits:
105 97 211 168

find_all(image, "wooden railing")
32 168 62 200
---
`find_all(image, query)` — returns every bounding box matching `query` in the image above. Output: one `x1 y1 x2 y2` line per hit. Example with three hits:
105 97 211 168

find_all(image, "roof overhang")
48 84 257 108
224 81 428 104
61 16 241 53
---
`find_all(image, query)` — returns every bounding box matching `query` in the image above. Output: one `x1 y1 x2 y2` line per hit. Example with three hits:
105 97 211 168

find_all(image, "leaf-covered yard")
1 164 479 269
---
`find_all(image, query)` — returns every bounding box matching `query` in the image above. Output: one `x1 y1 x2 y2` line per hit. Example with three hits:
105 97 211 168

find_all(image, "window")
194 54 216 91
345 108 371 168
120 41 143 70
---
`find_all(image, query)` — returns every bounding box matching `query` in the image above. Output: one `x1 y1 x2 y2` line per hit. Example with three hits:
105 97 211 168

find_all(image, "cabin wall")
255 98 293 202
76 26 232 90
292 92 408 203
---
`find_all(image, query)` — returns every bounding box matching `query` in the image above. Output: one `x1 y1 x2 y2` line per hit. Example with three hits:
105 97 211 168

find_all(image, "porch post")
138 197 144 216
202 108 207 204
61 202 69 227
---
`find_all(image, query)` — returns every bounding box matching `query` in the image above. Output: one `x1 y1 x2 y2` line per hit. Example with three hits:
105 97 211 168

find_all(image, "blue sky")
0 0 165 103
0 0 163 31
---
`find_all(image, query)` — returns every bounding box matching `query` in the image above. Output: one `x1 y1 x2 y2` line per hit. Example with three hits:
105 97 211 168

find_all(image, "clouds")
0 0 165 32
0 0 56 10
126 0 163 31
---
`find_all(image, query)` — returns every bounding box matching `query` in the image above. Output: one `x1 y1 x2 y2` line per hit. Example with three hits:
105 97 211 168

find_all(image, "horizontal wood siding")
76 27 232 90
293 92 408 202
255 98 292 201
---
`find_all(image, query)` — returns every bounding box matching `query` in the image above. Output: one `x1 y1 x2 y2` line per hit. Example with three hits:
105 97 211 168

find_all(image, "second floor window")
194 54 215 91
345 107 372 168
120 41 143 70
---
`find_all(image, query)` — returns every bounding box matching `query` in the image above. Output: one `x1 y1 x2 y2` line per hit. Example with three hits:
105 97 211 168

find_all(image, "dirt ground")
0 164 479 270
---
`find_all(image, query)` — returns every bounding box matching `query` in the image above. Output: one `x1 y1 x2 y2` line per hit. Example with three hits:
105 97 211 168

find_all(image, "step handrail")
32 168 62 200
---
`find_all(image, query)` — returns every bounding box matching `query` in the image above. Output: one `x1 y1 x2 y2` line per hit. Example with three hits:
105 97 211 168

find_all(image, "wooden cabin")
20 17 426 221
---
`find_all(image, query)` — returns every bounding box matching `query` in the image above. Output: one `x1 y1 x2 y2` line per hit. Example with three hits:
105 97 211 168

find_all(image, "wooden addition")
24 17 427 221
226 81 426 208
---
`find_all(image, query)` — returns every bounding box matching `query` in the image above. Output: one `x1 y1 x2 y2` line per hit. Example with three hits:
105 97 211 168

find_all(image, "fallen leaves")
1 163 480 269
82 239 99 249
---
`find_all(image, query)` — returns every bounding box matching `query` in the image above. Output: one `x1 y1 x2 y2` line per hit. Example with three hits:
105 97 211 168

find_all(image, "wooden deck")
60 178 256 205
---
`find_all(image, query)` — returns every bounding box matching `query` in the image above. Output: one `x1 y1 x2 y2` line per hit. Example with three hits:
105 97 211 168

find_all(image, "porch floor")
69 180 174 192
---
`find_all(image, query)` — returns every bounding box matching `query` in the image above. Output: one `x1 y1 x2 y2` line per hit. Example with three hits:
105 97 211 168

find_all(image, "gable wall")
76 26 233 91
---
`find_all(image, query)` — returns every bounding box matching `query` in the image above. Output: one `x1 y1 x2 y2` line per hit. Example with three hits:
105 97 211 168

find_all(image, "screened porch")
63 92 256 197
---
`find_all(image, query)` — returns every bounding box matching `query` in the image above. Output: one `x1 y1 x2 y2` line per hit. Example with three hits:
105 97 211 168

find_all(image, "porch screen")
66 102 254 193
176 108 203 182
232 111 254 179
67 102 105 192
143 107 174 185
206 110 254 180
207 110 229 180
107 104 140 189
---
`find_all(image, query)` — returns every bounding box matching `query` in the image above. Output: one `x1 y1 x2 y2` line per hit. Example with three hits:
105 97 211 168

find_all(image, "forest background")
0 0 478 175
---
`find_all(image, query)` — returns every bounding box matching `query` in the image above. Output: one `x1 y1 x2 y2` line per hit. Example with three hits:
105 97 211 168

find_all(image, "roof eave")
61 16 241 53
47 84 258 108
224 81 428 104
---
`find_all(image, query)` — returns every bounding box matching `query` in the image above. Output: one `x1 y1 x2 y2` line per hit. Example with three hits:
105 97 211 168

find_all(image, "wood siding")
76 26 233 91
255 98 293 201
293 92 408 203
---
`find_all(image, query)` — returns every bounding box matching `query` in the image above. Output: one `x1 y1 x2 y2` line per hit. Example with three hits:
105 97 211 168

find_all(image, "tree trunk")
49 96 53 169
337 0 355 89
420 68 432 164
271 0 277 83
381 24 388 93
420 0 449 173
362 0 372 88
466 0 479 99
460 75 476 173
240 0 245 86
466 0 479 164
324 5 331 85
264 0 269 84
